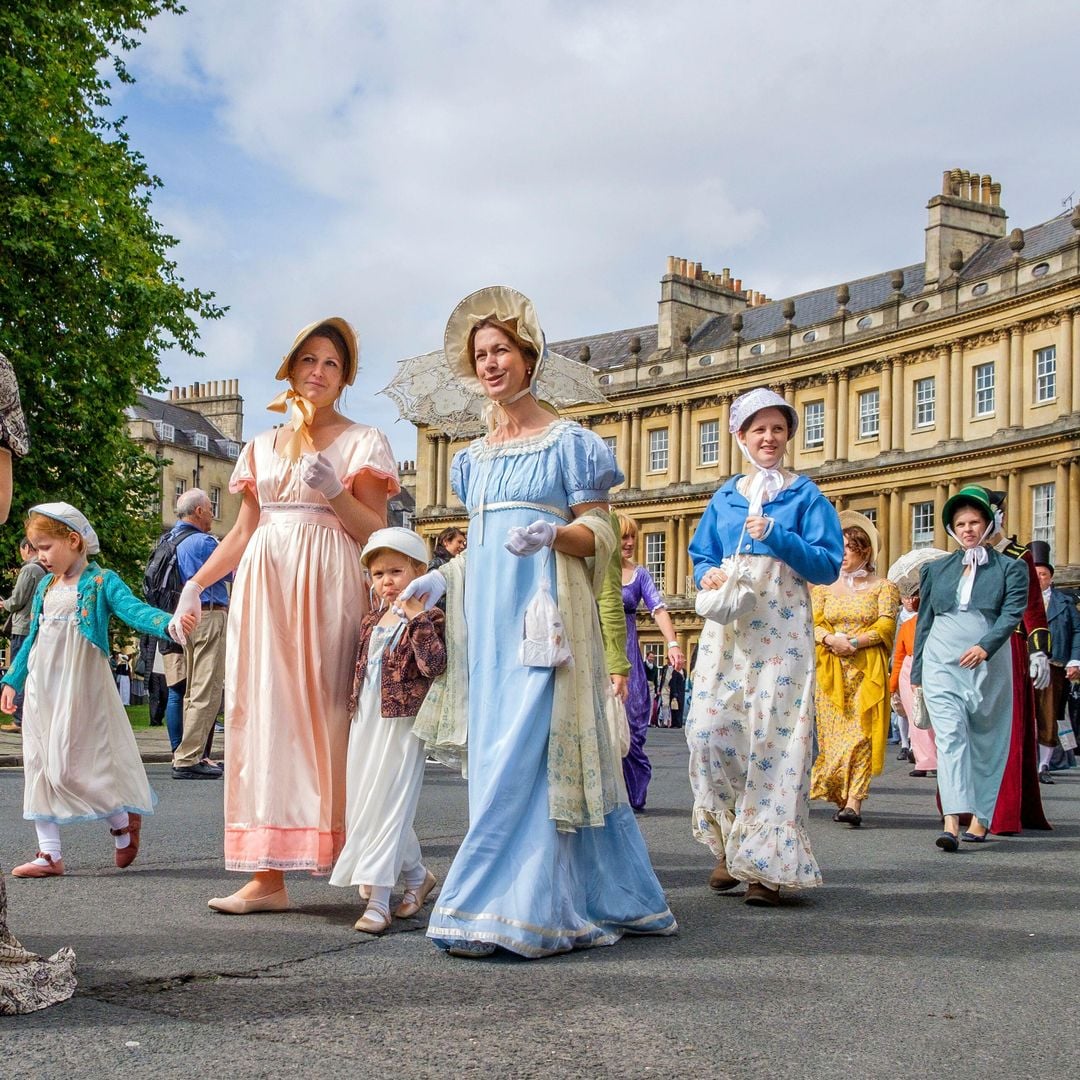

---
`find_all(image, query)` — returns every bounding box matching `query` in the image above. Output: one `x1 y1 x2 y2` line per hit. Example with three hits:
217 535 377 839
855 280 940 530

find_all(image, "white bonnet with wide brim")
30 501 101 556
443 286 547 394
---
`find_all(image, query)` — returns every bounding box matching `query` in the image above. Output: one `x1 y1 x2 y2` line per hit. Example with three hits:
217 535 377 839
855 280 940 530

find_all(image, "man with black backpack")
146 489 229 779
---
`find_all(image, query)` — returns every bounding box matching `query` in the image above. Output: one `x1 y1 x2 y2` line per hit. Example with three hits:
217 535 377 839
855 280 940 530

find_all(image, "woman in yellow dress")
810 511 899 826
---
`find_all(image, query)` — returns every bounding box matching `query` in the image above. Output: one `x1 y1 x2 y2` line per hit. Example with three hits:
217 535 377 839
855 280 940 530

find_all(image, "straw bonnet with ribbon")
30 502 101 556
444 286 547 427
729 387 798 515
268 316 359 462
940 484 1000 608
837 509 879 587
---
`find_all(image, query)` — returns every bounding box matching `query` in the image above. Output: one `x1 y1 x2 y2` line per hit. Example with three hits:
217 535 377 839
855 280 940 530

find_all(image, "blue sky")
113 0 1080 460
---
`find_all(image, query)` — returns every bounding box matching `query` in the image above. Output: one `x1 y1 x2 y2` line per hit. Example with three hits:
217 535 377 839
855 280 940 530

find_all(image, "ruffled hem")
24 793 157 827
692 806 821 889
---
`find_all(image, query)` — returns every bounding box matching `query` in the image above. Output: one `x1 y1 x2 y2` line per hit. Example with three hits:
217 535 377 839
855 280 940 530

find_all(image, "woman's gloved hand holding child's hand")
168 579 205 645
398 570 446 610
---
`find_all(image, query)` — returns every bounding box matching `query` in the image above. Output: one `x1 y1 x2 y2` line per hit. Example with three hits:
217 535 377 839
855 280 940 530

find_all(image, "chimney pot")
990 182 1002 207
666 256 675 274
733 278 742 293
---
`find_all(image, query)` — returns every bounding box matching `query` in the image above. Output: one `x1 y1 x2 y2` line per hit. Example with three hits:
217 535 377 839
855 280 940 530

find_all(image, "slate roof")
548 325 659 371
547 208 1078 368
127 394 240 460
958 211 1076 279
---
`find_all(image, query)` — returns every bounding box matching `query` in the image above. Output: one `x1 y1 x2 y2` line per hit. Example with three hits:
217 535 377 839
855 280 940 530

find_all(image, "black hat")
988 489 1007 509
1028 540 1054 574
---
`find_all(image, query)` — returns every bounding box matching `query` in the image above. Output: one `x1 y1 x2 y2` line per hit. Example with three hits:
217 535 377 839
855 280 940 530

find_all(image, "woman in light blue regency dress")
405 286 676 958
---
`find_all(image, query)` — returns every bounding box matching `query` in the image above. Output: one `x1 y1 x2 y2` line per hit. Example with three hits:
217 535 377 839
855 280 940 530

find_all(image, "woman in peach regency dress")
169 318 397 913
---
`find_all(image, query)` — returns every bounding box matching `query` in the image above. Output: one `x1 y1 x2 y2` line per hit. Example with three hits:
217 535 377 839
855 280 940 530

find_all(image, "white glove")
168 579 204 646
504 520 558 558
1029 651 1051 691
300 452 344 499
398 569 446 610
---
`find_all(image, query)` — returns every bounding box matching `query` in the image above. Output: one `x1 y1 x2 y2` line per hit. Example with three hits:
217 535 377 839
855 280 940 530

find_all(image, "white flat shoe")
207 888 289 914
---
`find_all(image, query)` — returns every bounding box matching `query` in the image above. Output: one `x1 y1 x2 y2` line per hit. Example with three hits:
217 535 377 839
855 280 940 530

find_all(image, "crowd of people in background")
2 287 1078 1015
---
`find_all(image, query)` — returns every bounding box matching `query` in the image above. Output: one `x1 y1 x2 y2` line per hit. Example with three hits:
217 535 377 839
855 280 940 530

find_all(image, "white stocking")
34 820 62 863
106 810 131 848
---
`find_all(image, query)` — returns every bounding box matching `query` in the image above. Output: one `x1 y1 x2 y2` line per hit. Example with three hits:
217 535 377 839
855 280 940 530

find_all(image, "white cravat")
736 439 785 516
841 566 869 590
947 517 996 609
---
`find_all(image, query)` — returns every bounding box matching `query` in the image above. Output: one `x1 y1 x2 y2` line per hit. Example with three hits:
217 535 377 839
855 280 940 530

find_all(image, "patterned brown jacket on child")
349 608 447 719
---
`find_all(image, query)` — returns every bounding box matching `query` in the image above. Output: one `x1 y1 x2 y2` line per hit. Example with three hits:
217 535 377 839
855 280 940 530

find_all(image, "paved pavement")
2 730 1078 1079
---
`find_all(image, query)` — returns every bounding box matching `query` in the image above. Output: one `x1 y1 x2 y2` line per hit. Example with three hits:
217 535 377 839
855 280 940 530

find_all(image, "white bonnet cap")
360 527 430 569
729 387 798 436
29 501 100 556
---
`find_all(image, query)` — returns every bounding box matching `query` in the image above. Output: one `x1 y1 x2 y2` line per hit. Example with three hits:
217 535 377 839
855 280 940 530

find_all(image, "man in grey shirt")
1 537 46 732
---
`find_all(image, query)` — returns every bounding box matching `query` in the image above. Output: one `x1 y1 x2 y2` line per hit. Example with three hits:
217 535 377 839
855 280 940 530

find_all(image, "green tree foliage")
0 1 223 583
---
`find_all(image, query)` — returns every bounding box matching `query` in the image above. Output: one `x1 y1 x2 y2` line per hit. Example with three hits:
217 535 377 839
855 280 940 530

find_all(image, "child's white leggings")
33 811 131 859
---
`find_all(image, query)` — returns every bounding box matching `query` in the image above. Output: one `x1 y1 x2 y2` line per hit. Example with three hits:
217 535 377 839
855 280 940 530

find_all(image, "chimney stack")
657 255 752 351
924 166 1007 289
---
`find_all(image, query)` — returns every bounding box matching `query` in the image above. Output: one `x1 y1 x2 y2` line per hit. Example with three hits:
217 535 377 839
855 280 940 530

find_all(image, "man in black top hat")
1030 541 1080 775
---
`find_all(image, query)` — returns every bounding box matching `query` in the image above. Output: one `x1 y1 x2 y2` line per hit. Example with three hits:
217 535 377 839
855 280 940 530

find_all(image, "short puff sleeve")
558 424 624 506
0 354 30 458
450 446 470 505
341 425 400 496
229 439 256 496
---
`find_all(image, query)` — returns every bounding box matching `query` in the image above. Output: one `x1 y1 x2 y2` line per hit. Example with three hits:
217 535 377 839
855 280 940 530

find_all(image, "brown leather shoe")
0 722 21 733
744 881 780 907
708 864 741 892
393 871 438 918
113 813 141 868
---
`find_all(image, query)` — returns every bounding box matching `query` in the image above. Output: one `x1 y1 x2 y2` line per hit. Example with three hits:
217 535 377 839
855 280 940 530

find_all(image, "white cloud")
124 0 1080 458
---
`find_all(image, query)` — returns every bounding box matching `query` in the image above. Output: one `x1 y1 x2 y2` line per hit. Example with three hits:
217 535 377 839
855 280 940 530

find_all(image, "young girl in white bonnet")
330 527 446 933
0 503 192 877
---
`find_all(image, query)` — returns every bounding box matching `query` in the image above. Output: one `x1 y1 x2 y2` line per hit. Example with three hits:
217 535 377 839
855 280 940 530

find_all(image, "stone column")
1009 325 1023 428
719 396 732 476
949 341 963 440
781 383 796 468
680 403 692 482
425 433 439 510
675 515 688 597
878 363 893 451
934 481 949 548
1007 469 1021 525
667 405 680 486
891 358 904 452
998 332 1012 428
834 493 847 512
1073 311 1080 413
1058 310 1074 419
1070 459 1080 567
877 490 889 555
1056 460 1069 565
825 375 838 461
435 435 449 507
664 517 677 595
618 412 631 482
888 488 902 569
629 410 642 488
836 371 850 457
936 346 951 440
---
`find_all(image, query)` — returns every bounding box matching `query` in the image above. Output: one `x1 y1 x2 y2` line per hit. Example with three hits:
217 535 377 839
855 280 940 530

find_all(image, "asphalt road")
2 732 1078 1079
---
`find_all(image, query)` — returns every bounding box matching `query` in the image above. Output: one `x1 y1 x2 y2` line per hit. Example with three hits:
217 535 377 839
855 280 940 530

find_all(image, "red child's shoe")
112 813 141 869
11 853 65 878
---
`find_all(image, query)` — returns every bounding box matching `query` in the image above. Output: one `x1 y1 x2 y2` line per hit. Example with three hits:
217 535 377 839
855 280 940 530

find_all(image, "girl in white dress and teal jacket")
1 503 192 877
